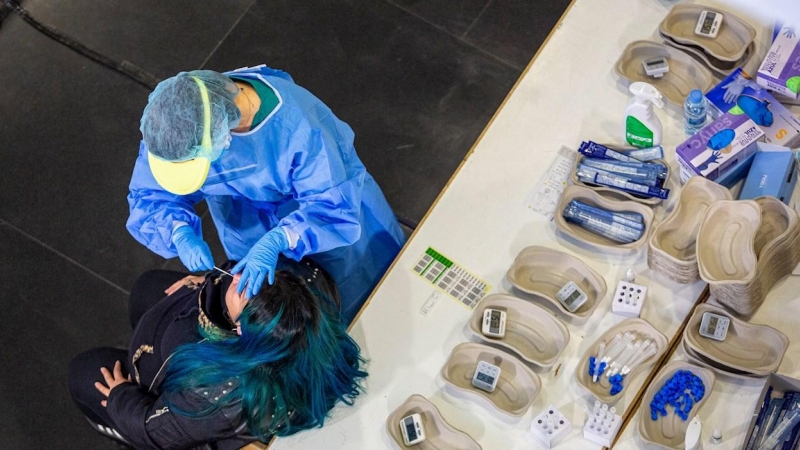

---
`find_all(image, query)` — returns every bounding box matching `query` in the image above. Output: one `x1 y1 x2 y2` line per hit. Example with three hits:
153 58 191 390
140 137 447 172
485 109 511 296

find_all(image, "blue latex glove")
232 228 290 298
172 226 214 272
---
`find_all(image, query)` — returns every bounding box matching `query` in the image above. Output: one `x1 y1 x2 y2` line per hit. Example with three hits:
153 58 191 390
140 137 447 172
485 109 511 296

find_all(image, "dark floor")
0 0 570 447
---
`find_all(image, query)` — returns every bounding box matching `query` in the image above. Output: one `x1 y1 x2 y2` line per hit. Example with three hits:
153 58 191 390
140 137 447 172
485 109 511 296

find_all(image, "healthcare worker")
127 65 405 322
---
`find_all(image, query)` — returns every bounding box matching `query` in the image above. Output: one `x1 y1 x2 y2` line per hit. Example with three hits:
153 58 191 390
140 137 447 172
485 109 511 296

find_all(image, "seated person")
68 257 367 449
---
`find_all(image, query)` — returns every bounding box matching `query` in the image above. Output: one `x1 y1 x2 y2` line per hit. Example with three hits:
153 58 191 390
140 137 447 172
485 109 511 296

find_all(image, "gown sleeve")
127 141 206 258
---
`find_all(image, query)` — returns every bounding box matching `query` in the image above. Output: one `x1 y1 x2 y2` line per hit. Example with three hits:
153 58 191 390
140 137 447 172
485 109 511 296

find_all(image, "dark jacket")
106 258 339 450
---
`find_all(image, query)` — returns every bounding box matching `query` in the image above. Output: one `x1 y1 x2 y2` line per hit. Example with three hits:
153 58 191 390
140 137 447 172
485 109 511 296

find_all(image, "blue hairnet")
140 70 242 162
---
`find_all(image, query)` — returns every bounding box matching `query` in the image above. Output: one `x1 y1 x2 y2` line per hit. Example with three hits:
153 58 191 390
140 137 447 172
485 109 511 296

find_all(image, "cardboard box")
714 151 755 190
706 68 800 148
677 112 765 183
743 373 800 449
740 144 797 204
757 23 800 100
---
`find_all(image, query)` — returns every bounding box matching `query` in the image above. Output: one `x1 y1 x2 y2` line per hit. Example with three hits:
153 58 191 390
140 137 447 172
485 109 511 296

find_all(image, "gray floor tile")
203 0 520 225
464 0 572 69
0 16 226 289
0 222 129 449
19 0 254 78
390 0 490 36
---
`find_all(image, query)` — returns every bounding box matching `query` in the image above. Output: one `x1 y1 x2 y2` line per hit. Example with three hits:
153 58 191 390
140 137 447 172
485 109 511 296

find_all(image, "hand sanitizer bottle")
624 82 664 148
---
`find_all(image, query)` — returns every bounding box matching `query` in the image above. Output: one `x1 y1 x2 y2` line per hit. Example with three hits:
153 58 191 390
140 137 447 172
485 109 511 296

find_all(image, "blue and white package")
577 167 656 188
579 142 640 163
593 172 670 199
568 200 644 230
562 202 644 244
580 141 664 162
578 162 659 186
581 158 664 181
626 146 664 162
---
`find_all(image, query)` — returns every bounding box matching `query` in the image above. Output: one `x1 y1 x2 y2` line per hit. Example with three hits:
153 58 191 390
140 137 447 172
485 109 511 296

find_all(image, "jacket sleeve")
276 119 364 260
106 383 242 450
127 141 206 258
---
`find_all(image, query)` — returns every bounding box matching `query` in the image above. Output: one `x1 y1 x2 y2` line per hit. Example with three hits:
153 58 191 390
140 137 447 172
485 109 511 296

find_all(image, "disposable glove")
231 228 290 298
722 74 760 104
172 225 214 272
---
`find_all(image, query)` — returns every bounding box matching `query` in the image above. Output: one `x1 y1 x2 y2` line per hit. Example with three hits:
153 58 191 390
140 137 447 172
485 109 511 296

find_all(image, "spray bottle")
624 82 664 148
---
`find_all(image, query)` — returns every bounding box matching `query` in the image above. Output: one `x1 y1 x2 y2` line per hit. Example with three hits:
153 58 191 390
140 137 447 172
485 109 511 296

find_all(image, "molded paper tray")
575 318 668 405
615 40 715 107
440 343 541 417
696 200 760 283
386 394 482 450
468 294 569 368
700 197 800 316
555 185 655 251
683 304 788 376
648 176 731 283
661 32 755 77
507 245 607 320
682 337 764 381
570 149 671 207
637 361 715 449
659 4 756 62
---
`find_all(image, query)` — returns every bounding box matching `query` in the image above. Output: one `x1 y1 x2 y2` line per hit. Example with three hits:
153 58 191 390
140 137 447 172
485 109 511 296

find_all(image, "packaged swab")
592 172 670 199
579 142 640 163
581 158 666 180
568 200 644 230
563 204 644 243
579 161 660 186
579 141 665 162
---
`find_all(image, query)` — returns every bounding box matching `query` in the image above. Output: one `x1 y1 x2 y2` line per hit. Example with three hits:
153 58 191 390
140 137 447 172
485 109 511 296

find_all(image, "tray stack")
648 177 732 284
658 4 757 76
696 197 800 317
681 305 789 378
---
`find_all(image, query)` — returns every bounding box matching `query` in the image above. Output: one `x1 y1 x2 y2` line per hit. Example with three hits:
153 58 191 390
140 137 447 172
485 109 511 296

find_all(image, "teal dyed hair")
161 270 367 439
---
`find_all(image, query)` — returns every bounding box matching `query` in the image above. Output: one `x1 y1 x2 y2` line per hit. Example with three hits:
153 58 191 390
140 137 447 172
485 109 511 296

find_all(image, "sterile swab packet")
568 201 644 230
592 172 670 199
563 206 643 243
578 163 659 187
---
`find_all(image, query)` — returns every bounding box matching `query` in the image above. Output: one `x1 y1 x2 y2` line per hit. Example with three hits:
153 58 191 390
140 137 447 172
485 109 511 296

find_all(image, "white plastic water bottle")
683 89 707 136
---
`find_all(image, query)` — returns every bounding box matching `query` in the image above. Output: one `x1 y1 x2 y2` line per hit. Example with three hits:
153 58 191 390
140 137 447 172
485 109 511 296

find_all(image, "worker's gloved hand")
231 228 290 299
172 226 214 272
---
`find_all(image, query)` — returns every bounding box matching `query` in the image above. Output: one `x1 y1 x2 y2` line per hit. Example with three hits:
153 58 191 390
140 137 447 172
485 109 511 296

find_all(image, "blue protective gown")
127 65 405 322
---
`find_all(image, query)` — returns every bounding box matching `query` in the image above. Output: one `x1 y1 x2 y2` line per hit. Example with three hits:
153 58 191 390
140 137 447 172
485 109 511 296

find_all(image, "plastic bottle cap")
689 90 703 102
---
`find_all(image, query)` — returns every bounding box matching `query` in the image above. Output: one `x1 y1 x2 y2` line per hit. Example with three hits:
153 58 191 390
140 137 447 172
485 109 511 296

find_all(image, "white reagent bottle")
624 82 664 148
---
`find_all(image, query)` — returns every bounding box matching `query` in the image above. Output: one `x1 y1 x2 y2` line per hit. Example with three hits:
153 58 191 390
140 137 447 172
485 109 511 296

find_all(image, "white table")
273 0 800 448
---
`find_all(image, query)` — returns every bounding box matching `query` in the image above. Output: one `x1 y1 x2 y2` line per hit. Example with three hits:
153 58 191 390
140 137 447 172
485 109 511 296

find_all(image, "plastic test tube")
622 344 657 376
593 341 607 382
602 332 632 364
620 340 651 374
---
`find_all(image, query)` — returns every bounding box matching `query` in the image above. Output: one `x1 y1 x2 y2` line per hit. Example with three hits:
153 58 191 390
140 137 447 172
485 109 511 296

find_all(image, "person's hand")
231 228 290 298
95 361 131 407
172 226 214 272
164 275 206 296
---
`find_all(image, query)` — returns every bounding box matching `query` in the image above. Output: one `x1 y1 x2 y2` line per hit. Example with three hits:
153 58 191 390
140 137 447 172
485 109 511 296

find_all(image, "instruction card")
525 145 577 219
412 247 489 310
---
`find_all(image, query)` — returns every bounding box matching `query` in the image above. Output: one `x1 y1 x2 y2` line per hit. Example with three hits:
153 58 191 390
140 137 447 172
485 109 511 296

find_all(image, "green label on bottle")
626 116 654 147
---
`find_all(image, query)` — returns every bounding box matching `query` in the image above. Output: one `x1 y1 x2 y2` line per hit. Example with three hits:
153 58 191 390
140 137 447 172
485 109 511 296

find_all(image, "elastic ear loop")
190 76 213 156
